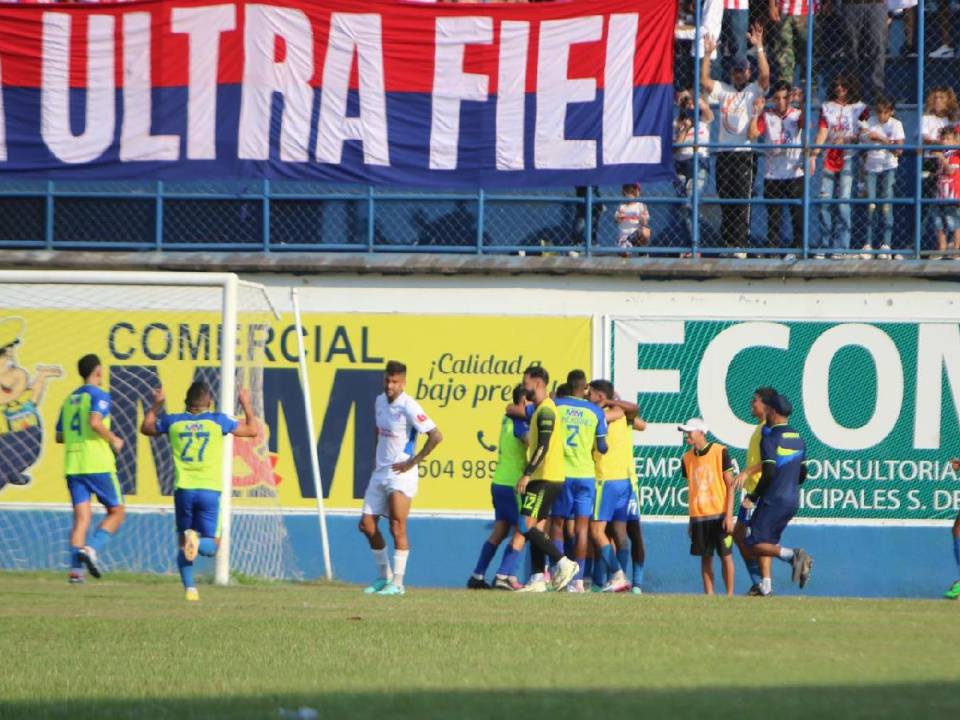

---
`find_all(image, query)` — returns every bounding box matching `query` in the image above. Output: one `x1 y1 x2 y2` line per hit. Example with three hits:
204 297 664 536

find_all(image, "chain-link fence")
0 1 954 258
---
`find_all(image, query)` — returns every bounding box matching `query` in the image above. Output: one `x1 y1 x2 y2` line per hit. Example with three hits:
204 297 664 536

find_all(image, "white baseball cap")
677 418 709 434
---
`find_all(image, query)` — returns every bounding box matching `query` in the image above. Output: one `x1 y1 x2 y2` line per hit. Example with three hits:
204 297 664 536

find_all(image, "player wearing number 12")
140 382 260 601
56 353 126 584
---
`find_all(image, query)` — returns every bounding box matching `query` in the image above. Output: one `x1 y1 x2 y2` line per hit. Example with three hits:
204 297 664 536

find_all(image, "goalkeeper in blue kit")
141 382 260 601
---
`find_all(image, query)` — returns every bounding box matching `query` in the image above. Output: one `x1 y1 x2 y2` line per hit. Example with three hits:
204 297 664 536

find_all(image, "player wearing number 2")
141 382 260 601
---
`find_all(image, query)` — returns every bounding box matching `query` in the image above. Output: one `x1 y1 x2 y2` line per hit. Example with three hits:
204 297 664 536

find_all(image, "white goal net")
0 272 300 582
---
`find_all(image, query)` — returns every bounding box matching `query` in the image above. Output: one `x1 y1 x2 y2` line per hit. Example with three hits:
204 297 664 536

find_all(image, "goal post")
0 270 298 584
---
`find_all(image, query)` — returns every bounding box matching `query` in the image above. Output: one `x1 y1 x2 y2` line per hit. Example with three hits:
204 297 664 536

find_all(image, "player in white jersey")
358 361 443 596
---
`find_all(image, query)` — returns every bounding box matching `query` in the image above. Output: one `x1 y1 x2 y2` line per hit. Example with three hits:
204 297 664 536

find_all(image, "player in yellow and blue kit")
141 382 260 601
587 380 633 593
56 354 125 583
552 382 608 592
734 386 777 595
469 384 529 589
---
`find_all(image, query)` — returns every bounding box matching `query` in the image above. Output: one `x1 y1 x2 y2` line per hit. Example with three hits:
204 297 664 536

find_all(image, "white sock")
373 547 392 580
779 547 795 561
529 572 544 584
393 549 409 587
761 577 772 594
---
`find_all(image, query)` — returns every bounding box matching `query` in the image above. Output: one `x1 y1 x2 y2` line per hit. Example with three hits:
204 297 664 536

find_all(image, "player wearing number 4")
56 354 126 584
945 458 960 600
359 361 443 596
141 382 260 601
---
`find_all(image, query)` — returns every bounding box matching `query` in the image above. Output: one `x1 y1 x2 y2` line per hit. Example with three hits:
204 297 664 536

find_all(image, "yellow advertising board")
0 311 590 511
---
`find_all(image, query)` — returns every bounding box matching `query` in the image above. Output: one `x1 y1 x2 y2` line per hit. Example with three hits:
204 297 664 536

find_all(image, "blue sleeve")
593 405 608 437
524 404 534 421
155 414 171 435
511 418 528 439
595 436 608 454
216 413 239 435
88 387 111 419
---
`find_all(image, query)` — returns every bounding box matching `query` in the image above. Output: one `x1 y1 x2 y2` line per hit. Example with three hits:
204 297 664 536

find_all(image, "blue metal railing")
0 10 950 258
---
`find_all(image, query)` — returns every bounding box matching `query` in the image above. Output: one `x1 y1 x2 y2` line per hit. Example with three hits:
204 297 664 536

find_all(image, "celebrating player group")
56 355 960 600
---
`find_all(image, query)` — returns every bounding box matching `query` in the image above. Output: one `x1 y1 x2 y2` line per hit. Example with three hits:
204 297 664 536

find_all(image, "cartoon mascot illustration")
0 318 63 490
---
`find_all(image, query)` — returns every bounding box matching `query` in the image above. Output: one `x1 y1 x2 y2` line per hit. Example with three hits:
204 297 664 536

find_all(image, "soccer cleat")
492 575 516 591
746 584 763 596
791 549 805 584
549 557 578 592
363 578 391 594
68 572 84 585
376 582 406 596
944 580 960 600
183 529 200 563
566 580 585 593
467 576 491 590
185 587 200 602
601 572 630 593
77 546 102 579
516 578 548 593
630 586 643 595
799 551 814 589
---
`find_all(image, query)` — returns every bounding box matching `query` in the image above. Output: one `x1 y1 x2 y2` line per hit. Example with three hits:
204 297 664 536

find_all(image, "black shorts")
520 481 564 521
689 517 732 558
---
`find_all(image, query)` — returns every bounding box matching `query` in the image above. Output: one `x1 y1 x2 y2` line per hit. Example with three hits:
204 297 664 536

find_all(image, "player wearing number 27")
141 382 260 601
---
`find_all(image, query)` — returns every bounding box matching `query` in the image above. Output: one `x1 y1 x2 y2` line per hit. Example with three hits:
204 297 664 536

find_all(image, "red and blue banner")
0 0 676 188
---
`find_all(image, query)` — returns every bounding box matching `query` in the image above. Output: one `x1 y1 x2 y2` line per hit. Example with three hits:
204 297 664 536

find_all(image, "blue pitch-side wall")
2 509 955 599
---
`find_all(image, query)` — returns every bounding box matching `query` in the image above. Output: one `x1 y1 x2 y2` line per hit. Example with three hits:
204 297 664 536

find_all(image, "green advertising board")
610 318 960 522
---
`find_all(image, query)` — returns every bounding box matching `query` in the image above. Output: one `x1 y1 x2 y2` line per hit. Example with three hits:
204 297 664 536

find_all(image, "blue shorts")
174 489 222 538
490 483 520 525
736 502 754 525
745 499 797 546
552 478 595 519
594 479 631 522
626 482 640 522
67 473 123 509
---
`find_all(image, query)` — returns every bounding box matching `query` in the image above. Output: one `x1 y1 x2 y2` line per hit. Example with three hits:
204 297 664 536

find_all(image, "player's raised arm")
232 389 260 438
140 388 166 437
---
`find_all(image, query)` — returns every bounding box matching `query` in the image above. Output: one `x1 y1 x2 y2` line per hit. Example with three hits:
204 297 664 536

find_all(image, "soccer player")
734 386 778 595
678 418 736 596
624 414 647 594
505 365 579 592
587 379 632 593
359 361 443 596
945 457 960 599
744 394 813 596
553 382 608 592
56 353 125 583
468 384 528 589
141 382 260 601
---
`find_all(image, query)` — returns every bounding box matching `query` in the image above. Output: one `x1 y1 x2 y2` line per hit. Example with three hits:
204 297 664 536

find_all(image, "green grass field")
1 573 957 720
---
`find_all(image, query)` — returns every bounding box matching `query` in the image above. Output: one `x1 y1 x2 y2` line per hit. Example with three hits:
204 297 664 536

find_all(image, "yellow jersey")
744 423 765 493
529 398 564 482
594 416 633 482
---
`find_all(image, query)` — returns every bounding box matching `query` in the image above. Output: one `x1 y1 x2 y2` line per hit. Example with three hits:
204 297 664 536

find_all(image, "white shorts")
361 467 418 516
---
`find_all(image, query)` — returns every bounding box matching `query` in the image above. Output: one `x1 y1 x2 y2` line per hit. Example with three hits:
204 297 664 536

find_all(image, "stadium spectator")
887 0 918 58
768 0 811 87
673 90 713 244
921 87 959 247
748 81 804 258
810 75 868 258
843 0 887 99
700 27 770 253
614 184 651 254
859 95 904 259
928 0 955 58
932 125 960 259
721 0 750 64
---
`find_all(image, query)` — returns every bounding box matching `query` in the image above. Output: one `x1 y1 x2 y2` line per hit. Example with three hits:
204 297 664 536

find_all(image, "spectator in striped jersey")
932 126 960 259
